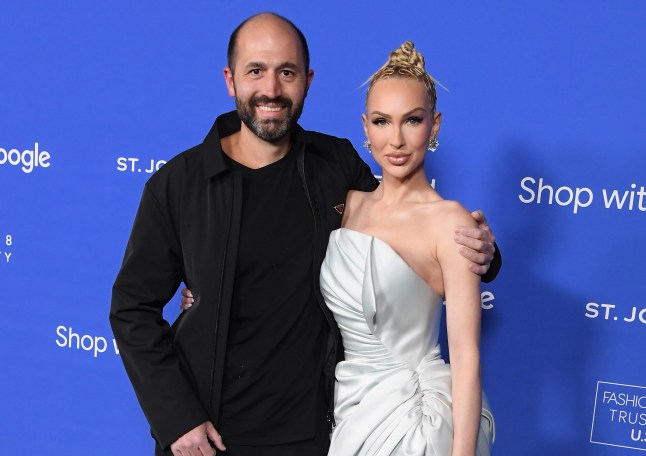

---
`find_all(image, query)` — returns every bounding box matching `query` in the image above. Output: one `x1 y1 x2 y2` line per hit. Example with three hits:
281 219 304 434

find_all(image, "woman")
318 42 494 455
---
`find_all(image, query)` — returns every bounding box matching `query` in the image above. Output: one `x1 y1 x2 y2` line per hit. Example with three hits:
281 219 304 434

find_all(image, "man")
110 12 501 456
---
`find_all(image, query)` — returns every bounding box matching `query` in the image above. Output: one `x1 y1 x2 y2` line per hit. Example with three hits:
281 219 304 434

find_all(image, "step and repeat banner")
1 1 644 454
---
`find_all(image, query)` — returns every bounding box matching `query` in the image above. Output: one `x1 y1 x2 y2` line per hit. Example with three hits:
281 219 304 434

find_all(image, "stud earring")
428 138 439 152
363 139 372 153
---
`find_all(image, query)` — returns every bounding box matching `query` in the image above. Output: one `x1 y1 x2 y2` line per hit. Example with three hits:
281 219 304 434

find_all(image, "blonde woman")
319 42 495 455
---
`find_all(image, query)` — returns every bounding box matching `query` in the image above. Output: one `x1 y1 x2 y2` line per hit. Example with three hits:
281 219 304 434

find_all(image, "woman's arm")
436 204 483 456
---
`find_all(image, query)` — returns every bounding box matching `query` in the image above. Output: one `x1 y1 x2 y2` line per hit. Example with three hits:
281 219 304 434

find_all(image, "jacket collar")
202 110 310 179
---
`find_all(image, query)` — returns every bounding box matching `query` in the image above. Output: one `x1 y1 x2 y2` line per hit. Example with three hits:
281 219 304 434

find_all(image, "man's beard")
236 94 304 142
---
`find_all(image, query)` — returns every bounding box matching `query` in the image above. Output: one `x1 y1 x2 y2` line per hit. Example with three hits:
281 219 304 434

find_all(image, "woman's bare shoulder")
346 188 372 202
431 199 476 229
342 189 373 225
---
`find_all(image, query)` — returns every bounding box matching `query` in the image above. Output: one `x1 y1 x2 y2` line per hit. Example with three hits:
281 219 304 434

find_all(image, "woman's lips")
385 153 411 165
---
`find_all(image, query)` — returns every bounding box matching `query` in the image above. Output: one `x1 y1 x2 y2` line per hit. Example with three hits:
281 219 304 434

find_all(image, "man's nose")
262 73 282 99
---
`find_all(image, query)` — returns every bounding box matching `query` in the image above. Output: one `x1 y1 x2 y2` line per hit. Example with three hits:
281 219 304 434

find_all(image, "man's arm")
110 184 210 450
339 139 380 192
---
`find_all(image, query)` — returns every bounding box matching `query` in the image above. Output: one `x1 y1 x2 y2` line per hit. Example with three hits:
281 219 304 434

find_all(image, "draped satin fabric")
320 228 495 456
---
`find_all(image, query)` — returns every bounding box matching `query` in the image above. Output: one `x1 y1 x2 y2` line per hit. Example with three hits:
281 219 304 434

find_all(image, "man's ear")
224 67 235 98
306 69 314 90
302 69 314 98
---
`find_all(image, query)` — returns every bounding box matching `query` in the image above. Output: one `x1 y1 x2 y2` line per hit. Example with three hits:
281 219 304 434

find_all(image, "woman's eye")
407 117 423 125
372 118 387 126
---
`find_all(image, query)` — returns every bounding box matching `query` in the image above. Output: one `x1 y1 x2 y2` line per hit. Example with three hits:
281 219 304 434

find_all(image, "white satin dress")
320 228 495 456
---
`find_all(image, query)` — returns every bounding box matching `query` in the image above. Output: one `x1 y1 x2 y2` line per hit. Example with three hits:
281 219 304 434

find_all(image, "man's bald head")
227 12 310 73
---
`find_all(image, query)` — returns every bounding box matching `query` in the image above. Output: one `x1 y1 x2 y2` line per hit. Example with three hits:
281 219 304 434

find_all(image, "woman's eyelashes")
371 116 424 126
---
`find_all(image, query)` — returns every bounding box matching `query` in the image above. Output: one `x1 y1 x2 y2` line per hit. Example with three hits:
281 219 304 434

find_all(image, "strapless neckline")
336 227 435 295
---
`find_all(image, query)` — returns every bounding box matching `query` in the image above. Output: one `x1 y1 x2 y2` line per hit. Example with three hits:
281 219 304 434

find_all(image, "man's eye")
282 70 294 77
249 69 261 75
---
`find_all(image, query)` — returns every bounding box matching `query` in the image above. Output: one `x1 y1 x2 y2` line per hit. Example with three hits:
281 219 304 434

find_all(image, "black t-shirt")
218 150 327 445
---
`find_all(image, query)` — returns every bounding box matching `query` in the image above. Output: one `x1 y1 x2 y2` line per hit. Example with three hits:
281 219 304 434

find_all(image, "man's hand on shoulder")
170 421 225 456
454 210 496 275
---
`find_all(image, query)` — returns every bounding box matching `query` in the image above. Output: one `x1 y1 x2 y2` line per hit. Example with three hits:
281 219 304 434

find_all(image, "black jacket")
110 111 502 453
110 111 378 452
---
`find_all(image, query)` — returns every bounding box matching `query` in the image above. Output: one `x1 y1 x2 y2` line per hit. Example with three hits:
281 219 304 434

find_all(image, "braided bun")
388 41 425 71
367 41 439 112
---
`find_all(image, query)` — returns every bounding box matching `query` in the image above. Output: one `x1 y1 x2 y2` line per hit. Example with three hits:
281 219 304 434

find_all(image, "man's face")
224 17 314 143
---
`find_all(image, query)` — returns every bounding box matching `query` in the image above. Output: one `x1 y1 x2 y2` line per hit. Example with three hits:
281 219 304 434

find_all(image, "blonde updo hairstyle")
366 41 438 113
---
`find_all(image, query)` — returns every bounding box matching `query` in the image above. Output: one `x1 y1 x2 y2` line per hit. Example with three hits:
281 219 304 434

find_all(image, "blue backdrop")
1 1 645 454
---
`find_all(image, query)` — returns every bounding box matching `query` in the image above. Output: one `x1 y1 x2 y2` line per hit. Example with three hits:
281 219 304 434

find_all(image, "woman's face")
363 77 441 179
